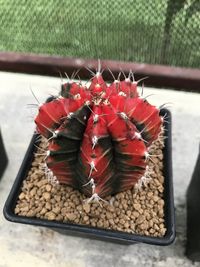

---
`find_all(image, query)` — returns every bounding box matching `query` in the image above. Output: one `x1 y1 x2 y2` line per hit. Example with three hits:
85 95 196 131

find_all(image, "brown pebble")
114 217 119 223
100 213 106 220
46 184 52 192
83 215 89 222
106 212 113 220
153 195 159 202
139 221 149 230
116 192 124 200
20 206 29 212
26 210 36 217
52 207 61 214
158 199 165 206
158 185 164 193
91 221 96 227
56 215 63 221
159 223 165 229
109 219 115 225
113 201 119 207
119 218 125 225
154 223 160 231
160 228 167 235
55 195 61 202
104 220 109 228
147 192 153 198
126 210 131 217
83 203 90 213
43 192 51 200
158 209 164 217
63 205 69 213
124 222 129 228
37 180 46 187
136 215 145 225
19 192 25 200
37 189 42 197
149 228 155 234
45 202 51 210
40 207 47 215
66 213 76 221
133 203 141 210
107 205 115 212
132 211 139 218
76 205 83 212
15 207 20 214
46 211 56 220
97 221 104 228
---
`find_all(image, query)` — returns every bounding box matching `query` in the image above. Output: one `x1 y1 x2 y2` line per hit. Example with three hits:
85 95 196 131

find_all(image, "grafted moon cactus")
35 68 162 201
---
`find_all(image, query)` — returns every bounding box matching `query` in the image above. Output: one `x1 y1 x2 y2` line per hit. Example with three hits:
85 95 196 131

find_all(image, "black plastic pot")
186 144 200 261
0 130 8 179
3 109 175 245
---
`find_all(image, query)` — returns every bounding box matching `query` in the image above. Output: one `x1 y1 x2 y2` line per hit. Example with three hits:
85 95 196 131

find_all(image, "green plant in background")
0 0 199 67
162 0 200 65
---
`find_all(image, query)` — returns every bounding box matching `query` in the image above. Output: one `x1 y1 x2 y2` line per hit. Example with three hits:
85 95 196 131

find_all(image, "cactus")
34 66 162 202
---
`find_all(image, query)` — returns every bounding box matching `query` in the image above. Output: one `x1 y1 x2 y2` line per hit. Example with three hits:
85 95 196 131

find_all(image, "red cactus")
35 68 162 201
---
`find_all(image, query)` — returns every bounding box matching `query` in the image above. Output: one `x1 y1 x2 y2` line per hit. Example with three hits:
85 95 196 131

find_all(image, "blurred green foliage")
0 0 199 67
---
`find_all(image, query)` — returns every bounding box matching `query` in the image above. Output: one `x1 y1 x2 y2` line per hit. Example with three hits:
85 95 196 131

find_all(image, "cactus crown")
34 65 163 203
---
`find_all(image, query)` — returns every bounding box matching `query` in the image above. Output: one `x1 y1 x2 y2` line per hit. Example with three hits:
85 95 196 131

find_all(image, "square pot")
186 144 200 260
0 130 8 179
3 109 175 245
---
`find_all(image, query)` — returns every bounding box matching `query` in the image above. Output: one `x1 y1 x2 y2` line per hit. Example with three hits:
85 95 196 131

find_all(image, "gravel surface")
15 132 166 237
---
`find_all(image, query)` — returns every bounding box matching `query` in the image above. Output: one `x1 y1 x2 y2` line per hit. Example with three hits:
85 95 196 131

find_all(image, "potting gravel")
15 133 167 237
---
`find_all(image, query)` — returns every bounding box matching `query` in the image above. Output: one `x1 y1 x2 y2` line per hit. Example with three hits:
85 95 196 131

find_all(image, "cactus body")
35 70 162 200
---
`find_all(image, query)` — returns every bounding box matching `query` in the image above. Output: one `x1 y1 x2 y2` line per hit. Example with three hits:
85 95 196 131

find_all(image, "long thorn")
130 70 135 81
107 67 116 81
34 144 47 152
26 104 39 111
117 72 121 81
72 69 80 79
30 87 40 105
40 122 55 135
34 152 47 156
97 59 101 73
128 69 132 80
120 67 127 79
64 72 70 81
86 105 95 115
58 71 64 83
141 82 144 96
136 76 149 84
101 68 105 75
159 102 173 109
85 66 96 76
142 94 155 100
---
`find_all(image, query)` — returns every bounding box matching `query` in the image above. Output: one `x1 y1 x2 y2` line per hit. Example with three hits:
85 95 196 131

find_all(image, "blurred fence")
0 0 199 68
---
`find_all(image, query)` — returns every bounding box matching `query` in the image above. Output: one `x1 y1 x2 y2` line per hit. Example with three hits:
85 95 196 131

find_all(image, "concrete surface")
0 71 200 267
